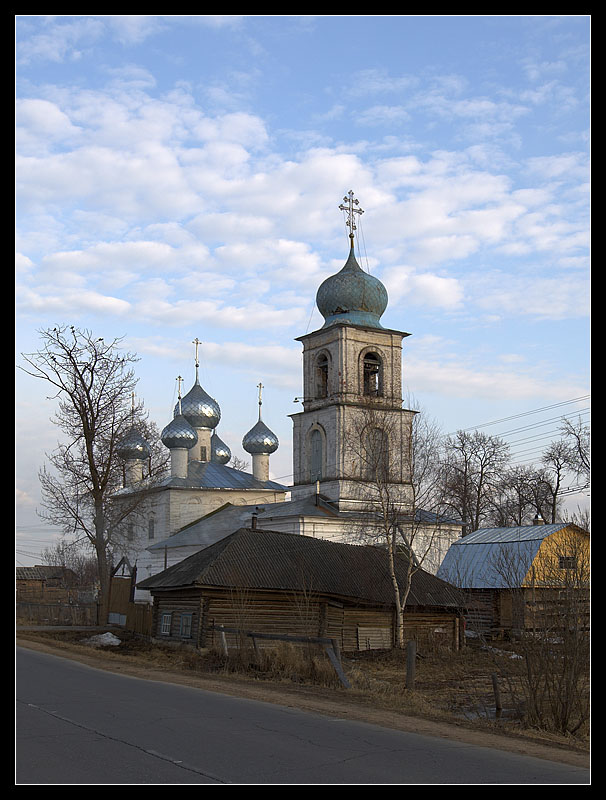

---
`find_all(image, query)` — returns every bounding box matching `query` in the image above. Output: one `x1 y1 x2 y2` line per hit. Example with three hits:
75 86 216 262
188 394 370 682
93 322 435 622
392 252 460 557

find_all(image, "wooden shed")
15 565 78 601
437 522 590 638
137 527 466 653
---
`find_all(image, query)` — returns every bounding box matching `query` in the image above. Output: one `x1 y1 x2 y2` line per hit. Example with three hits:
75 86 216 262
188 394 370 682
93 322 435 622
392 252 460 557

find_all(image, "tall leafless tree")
19 325 164 622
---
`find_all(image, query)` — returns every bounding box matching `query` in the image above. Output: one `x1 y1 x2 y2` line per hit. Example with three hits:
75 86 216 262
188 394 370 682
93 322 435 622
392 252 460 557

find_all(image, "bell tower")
290 192 416 512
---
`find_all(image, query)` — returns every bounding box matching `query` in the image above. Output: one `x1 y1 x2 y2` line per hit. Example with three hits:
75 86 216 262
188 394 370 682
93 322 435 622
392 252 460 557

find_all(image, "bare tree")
440 431 510 532
344 400 452 648
19 325 161 622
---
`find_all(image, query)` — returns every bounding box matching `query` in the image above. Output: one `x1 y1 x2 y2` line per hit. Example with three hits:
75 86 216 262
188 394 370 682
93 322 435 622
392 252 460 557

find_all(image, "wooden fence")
16 601 99 626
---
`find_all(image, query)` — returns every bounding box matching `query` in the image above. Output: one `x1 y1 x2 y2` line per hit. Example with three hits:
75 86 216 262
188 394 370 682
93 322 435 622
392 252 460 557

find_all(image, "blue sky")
16 15 590 565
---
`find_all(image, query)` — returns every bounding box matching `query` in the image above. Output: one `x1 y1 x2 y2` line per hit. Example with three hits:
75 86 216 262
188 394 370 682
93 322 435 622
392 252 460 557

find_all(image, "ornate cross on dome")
339 190 364 237
257 382 264 419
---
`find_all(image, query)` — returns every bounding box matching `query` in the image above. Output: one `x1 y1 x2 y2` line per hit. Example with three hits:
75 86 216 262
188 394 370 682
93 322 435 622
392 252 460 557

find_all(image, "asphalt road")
16 646 590 785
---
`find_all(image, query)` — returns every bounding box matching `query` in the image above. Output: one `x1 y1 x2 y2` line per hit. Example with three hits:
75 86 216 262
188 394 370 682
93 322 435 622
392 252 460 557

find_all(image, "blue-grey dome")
161 414 198 450
176 378 221 430
242 419 279 455
316 238 388 329
211 431 231 464
117 428 151 461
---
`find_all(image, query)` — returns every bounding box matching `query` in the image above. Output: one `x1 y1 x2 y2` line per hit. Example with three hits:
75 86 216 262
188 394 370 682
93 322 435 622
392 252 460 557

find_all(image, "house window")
148 518 155 540
363 352 383 397
559 555 577 570
316 354 329 398
160 612 172 635
180 613 193 638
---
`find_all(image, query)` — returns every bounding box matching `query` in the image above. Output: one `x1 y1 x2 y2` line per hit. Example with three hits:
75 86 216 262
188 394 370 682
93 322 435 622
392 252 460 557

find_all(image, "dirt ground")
16 628 589 771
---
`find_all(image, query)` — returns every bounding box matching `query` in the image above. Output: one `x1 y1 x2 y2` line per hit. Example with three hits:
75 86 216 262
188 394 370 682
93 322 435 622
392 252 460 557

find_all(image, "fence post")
406 639 416 690
491 672 502 716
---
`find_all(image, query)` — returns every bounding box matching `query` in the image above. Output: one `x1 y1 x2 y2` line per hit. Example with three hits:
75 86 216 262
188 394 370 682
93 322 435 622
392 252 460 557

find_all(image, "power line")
446 395 589 436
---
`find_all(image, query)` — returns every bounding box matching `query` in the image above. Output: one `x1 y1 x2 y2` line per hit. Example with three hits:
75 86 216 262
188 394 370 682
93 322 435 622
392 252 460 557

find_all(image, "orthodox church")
114 191 462 602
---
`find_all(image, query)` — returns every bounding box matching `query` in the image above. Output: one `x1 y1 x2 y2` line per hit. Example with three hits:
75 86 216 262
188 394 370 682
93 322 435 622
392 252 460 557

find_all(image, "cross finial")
257 382 264 420
339 190 364 239
176 375 183 414
192 338 201 368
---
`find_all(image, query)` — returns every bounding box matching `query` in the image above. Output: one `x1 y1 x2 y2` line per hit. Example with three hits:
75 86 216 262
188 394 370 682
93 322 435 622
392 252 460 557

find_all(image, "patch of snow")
82 632 122 647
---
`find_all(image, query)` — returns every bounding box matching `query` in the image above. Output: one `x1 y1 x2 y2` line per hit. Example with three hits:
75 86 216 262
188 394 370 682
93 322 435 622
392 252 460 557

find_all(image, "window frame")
160 612 172 636
179 612 193 639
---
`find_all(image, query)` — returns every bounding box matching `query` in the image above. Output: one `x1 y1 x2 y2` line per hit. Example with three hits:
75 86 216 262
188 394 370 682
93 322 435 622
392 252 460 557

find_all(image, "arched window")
316 354 329 398
148 516 155 540
363 352 383 397
362 427 389 481
310 428 324 481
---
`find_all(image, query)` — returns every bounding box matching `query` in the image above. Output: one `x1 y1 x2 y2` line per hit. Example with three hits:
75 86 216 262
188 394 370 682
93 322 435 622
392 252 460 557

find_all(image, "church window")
310 428 324 481
127 522 135 541
316 354 329 398
148 517 155 540
362 427 389 481
363 352 383 397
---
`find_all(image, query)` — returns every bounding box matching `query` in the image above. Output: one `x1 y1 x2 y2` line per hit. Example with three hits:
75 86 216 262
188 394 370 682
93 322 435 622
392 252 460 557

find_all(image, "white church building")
113 191 463 602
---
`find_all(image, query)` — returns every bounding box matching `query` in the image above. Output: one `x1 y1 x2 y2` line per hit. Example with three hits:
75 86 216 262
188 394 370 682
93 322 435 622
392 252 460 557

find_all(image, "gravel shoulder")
16 634 589 771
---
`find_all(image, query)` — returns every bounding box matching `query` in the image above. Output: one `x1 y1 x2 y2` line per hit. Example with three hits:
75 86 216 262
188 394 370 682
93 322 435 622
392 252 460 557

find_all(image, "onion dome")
161 414 198 450
117 427 151 461
211 431 231 464
316 236 388 329
242 419 279 454
175 376 221 430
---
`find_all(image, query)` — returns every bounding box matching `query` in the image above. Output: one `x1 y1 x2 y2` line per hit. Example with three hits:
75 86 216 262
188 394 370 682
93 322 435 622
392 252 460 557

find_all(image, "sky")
15 15 591 566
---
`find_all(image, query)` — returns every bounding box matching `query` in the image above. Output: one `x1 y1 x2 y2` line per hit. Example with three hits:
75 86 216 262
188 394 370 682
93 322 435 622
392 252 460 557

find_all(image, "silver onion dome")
117 427 151 461
316 237 388 329
242 419 279 455
175 378 221 430
161 413 198 450
211 431 231 464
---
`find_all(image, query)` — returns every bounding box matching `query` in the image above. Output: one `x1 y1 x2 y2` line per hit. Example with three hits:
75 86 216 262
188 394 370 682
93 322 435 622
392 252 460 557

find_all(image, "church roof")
147 494 339 552
138 527 465 609
113 461 287 498
157 461 286 492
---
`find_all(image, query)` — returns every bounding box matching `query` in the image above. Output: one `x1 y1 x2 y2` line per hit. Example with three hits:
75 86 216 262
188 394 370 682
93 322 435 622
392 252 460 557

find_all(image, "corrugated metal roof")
139 527 465 609
437 524 574 589
16 566 74 581
459 524 568 544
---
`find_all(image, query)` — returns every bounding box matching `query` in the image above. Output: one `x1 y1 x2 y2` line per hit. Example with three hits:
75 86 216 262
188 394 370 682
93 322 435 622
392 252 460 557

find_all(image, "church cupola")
316 191 388 330
162 377 198 478
174 339 221 463
242 382 279 482
211 431 231 464
117 394 151 486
